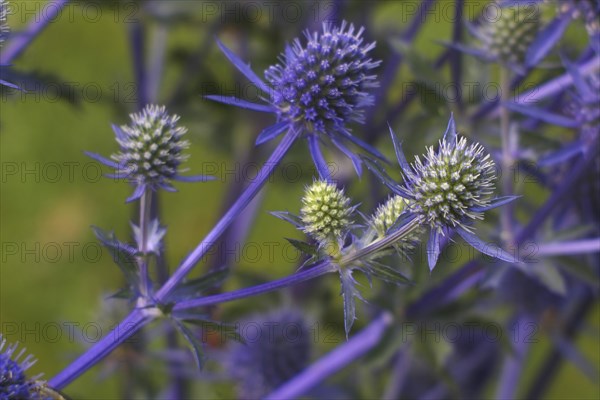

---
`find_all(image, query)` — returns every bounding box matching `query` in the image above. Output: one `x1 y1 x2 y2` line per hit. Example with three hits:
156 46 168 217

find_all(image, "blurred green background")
1 0 598 398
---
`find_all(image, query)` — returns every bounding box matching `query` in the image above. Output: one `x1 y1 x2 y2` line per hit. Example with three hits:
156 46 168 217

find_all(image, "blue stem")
49 310 150 389
264 313 393 400
174 260 334 311
0 0 70 65
49 128 300 389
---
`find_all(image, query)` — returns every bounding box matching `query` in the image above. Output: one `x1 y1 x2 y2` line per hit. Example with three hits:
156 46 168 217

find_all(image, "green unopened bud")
112 105 190 187
300 180 353 244
481 1 540 64
0 0 8 47
372 195 410 237
410 136 496 231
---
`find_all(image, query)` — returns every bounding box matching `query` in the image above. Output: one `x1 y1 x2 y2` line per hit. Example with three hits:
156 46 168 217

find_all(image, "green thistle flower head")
300 180 353 244
0 0 8 47
480 1 540 64
409 136 496 231
112 104 190 190
372 195 410 237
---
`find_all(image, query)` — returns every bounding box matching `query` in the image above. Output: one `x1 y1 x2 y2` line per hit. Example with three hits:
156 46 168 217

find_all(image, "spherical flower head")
265 21 380 134
372 195 410 237
111 105 190 189
408 136 496 231
0 0 8 47
480 1 540 64
300 180 353 244
228 310 310 399
0 335 41 399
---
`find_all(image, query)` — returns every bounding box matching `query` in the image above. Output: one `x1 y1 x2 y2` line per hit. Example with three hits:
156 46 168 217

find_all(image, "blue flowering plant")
3 3 600 399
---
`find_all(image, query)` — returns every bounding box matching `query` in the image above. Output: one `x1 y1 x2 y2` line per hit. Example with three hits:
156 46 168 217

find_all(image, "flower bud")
409 136 496 231
300 180 353 244
112 105 190 188
0 0 8 47
481 1 540 64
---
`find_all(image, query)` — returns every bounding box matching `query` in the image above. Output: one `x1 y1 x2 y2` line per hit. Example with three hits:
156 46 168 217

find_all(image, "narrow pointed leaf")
270 211 304 228
286 238 319 256
337 128 387 161
126 184 147 203
362 157 411 198
84 151 121 169
332 138 363 177
504 102 579 128
438 41 492 61
364 261 413 286
427 229 441 271
562 56 595 102
443 113 457 143
167 268 230 302
215 38 271 94
388 123 412 180
526 16 571 67
111 124 127 141
173 174 216 182
92 226 140 291
308 135 331 180
340 269 359 338
471 196 521 212
256 121 289 145
204 95 274 113
539 141 584 166
173 319 205 369
456 226 520 263
0 79 21 89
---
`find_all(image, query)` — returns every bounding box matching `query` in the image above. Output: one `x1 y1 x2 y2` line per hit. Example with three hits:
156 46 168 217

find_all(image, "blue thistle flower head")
383 115 520 270
208 22 384 179
265 21 379 134
0 335 41 399
86 105 214 202
227 309 310 399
